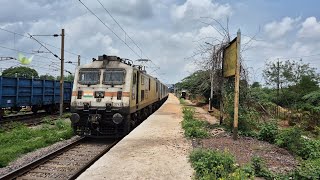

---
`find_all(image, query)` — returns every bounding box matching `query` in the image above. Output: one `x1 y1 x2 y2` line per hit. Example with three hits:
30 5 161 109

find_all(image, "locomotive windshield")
103 69 125 85
78 69 100 85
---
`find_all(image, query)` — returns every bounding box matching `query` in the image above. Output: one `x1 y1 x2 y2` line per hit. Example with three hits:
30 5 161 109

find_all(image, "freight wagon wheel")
31 106 38 114
12 107 22 112
0 109 4 120
44 105 57 114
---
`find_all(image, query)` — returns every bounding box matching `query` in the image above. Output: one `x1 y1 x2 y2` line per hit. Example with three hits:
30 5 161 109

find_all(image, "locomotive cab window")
78 69 100 85
103 69 125 85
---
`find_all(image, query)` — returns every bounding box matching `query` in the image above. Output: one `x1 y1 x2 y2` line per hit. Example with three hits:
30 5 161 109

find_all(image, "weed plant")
179 98 186 105
189 149 254 180
0 120 73 167
258 121 278 143
182 107 209 138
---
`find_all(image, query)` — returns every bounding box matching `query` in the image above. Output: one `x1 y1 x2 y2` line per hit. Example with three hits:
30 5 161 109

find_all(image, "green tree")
251 82 261 88
39 74 55 80
263 59 319 88
291 75 319 96
2 66 39 78
175 70 211 99
65 74 74 82
56 74 74 82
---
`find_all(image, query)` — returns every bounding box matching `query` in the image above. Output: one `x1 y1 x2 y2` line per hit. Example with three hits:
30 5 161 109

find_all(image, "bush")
275 127 302 154
224 106 260 136
294 158 320 179
189 149 236 179
297 139 320 160
182 107 209 138
258 121 278 143
251 156 273 179
225 168 255 180
274 126 320 161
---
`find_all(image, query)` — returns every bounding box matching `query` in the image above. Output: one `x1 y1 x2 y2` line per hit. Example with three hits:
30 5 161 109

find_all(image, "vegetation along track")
0 137 118 180
0 112 65 127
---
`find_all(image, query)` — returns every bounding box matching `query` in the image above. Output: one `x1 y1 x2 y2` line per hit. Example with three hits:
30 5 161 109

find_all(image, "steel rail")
0 137 119 180
69 140 119 180
0 137 86 180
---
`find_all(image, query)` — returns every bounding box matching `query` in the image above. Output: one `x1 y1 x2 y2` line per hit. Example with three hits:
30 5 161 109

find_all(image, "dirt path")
77 94 193 180
184 99 218 124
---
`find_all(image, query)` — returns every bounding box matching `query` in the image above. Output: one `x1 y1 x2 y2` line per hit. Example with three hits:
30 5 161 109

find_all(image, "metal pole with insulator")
78 55 80 66
59 29 65 117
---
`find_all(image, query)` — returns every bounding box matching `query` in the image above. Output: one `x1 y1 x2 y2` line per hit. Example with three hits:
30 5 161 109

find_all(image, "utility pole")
276 58 280 117
59 29 65 117
78 55 81 66
219 51 224 125
209 46 216 112
233 29 241 140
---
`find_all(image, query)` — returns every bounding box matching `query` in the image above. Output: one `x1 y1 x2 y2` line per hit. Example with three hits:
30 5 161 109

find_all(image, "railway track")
0 137 118 180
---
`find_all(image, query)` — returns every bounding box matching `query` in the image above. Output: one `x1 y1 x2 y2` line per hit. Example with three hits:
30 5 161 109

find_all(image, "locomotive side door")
136 71 140 107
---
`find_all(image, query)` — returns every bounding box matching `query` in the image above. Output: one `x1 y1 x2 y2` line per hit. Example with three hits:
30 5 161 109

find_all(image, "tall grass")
0 120 74 167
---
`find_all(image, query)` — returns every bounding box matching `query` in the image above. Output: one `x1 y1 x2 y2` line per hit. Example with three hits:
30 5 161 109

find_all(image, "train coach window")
149 78 151 90
78 69 100 85
103 69 125 85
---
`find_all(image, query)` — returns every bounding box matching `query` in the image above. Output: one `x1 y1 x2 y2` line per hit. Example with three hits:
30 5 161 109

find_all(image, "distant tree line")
1 66 74 82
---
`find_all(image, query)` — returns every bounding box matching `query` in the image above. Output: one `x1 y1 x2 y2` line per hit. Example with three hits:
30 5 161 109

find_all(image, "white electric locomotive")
70 55 168 137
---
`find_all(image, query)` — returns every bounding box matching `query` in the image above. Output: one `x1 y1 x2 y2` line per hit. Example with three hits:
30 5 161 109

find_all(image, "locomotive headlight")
71 101 77 106
94 91 105 98
112 113 123 124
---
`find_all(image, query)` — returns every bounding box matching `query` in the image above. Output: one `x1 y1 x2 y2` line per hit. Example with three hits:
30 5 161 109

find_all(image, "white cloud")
264 17 299 39
298 16 320 39
171 0 231 22
1 1 319 84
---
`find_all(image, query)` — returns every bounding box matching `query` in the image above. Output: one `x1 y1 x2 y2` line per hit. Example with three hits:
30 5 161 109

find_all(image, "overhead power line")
0 44 59 62
96 0 161 71
78 0 142 59
0 44 76 66
0 27 88 59
96 0 143 56
28 33 61 60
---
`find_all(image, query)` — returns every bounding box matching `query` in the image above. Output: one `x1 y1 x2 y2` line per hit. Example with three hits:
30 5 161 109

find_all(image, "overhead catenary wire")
0 44 76 74
78 0 142 59
80 0 162 74
96 0 144 57
0 27 87 60
28 33 61 60
0 44 59 62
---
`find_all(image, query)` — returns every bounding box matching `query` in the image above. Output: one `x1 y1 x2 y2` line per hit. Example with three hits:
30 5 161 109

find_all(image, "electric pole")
209 46 216 112
60 29 65 117
233 29 241 140
276 58 280 117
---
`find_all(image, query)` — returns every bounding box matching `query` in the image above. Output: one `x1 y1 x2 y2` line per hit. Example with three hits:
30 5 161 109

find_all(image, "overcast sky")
0 0 320 84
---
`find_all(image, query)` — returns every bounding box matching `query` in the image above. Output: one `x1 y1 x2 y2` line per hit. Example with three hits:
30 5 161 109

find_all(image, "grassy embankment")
180 99 320 179
0 119 74 168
